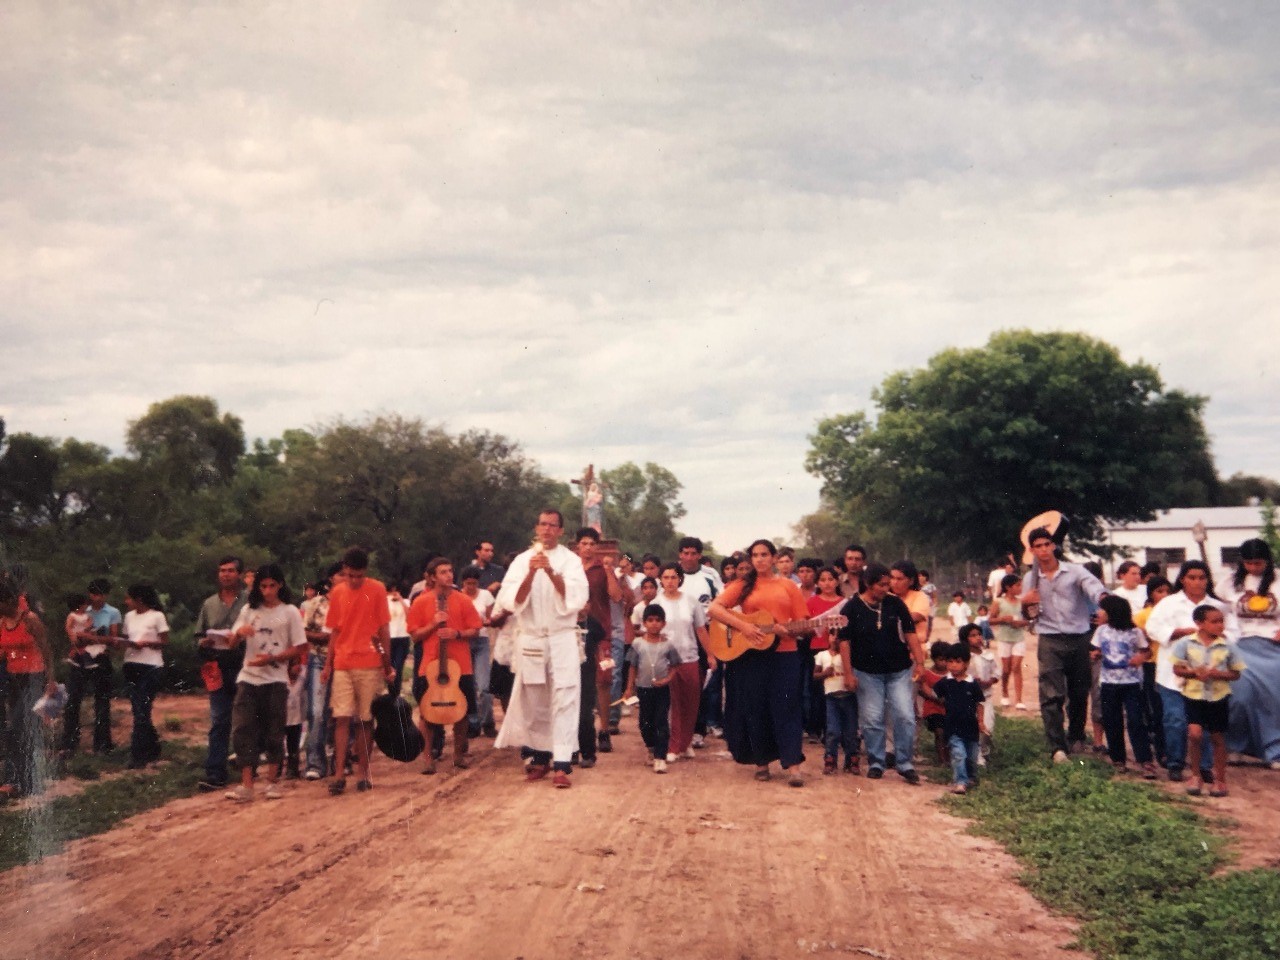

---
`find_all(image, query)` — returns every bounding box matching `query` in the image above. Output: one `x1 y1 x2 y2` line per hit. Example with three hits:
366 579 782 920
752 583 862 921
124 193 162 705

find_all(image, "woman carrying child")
1091 595 1157 777
226 564 309 802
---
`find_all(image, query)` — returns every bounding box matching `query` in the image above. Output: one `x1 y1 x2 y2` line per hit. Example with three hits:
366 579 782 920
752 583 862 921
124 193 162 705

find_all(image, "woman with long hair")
708 540 811 785
835 563 926 784
1145 560 1237 781
121 583 168 769
225 564 308 802
0 576 56 798
1223 539 1280 768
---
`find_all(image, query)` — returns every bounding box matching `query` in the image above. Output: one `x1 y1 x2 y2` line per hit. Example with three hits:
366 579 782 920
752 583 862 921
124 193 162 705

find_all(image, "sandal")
754 767 772 782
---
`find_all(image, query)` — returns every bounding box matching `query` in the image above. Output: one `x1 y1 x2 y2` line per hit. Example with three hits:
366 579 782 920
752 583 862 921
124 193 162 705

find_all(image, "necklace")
858 593 883 630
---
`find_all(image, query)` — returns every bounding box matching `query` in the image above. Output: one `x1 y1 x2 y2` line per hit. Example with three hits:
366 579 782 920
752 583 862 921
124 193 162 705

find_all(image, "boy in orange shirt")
322 547 394 796
408 557 483 773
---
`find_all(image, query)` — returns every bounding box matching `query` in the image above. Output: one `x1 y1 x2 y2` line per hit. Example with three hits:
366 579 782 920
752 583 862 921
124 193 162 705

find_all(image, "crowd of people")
2 512 1277 802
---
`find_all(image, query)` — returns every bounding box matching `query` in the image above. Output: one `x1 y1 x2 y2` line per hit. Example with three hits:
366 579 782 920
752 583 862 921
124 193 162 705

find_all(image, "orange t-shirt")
325 578 391 670
920 668 945 718
408 590 483 675
717 576 810 653
0 614 45 674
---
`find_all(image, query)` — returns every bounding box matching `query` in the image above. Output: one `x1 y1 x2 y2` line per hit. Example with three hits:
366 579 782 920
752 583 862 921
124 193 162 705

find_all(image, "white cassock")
493 544 590 766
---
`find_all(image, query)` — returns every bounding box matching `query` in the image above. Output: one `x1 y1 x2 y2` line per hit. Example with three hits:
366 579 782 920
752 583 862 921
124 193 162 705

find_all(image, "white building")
1099 505 1269 584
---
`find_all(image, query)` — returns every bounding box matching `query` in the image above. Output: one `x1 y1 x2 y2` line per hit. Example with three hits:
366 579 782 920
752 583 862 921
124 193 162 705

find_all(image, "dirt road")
0 713 1084 960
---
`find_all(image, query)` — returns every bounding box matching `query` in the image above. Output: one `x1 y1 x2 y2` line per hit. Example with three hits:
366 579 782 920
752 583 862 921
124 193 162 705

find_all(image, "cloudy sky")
3 2 1278 551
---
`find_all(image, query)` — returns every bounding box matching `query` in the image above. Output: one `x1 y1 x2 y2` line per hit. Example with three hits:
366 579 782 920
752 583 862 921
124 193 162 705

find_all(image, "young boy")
814 634 859 774
961 623 999 766
623 604 682 774
628 577 660 632
947 592 971 629
918 641 951 764
1171 606 1245 798
926 643 985 794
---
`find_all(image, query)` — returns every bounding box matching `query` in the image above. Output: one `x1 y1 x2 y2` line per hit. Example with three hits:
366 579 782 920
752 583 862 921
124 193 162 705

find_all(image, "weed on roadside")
943 717 1280 959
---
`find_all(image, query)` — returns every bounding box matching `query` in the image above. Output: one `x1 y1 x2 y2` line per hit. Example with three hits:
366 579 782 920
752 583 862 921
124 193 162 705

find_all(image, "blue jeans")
949 734 980 787
468 635 493 733
123 663 162 765
701 661 725 730
824 692 860 762
206 675 236 783
855 667 917 773
1158 684 1212 774
388 636 411 699
609 631 627 726
304 651 331 774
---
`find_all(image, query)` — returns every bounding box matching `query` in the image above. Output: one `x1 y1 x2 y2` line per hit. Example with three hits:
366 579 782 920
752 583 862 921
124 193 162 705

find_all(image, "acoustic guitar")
706 610 849 662
419 589 468 727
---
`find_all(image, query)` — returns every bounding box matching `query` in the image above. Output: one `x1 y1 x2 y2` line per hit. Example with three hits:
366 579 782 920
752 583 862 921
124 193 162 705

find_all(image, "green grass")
0 744 204 873
943 717 1280 959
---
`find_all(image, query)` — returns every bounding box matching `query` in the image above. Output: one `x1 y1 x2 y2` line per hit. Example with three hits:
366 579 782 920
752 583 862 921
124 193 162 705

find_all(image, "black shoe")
866 767 885 780
482 724 498 738
197 779 227 792
608 724 621 736
597 732 613 753
1168 768 1184 782
1201 768 1214 784
899 768 921 785
579 756 597 769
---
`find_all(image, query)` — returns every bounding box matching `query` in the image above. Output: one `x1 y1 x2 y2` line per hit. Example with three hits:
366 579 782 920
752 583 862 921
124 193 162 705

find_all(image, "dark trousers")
388 636 411 699
231 681 288 774
61 656 114 752
3 673 45 794
799 642 824 738
824 692 860 762
1037 632 1092 754
724 649 805 770
700 661 725 730
122 663 162 764
637 686 671 758
1140 662 1166 764
1100 682 1153 764
283 724 302 774
577 652 598 761
205 662 238 783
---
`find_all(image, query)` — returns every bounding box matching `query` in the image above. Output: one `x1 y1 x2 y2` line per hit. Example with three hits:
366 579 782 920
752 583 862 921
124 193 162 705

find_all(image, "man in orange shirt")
322 547 394 796
408 557 483 773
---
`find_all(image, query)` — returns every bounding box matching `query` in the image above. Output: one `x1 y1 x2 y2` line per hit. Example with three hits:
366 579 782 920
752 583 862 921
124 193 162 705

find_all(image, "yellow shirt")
1169 636 1245 702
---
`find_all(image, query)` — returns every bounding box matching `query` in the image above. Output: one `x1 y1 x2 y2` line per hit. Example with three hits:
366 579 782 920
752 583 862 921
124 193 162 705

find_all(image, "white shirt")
947 601 972 626
122 609 168 667
1110 584 1147 616
987 568 1008 598
679 565 723 616
1145 592 1238 690
496 544 590 637
387 596 409 637
232 603 307 685
470 589 495 638
655 590 707 664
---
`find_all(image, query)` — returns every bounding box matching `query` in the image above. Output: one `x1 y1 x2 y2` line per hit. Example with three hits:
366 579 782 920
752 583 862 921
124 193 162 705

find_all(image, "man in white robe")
493 509 590 787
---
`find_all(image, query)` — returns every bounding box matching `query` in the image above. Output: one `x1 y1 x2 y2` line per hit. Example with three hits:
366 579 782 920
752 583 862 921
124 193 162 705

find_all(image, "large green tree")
592 462 688 558
806 330 1220 561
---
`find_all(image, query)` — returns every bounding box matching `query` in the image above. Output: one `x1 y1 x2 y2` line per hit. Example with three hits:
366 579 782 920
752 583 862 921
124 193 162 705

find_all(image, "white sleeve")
286 606 307 648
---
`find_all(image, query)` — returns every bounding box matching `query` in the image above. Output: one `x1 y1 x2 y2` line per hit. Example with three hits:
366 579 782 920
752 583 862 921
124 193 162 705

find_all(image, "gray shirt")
1022 562 1106 635
626 637 682 688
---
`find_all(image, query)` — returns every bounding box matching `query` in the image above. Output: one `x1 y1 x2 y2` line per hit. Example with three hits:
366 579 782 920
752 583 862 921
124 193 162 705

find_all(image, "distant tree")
1218 472 1280 507
126 395 245 491
589 462 688 559
806 330 1221 561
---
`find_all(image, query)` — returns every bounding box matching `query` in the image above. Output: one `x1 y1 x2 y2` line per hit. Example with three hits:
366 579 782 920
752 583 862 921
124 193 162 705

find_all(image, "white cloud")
2 1 1279 553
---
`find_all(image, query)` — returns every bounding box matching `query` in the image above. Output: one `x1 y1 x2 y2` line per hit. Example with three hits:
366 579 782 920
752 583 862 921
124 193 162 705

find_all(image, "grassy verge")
0 744 204 873
943 717 1280 959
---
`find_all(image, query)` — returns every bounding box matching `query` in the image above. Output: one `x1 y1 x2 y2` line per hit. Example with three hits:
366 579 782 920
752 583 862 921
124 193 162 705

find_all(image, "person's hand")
910 663 924 682
740 623 768 646
438 628 456 641
1128 654 1146 667
1195 665 1213 681
529 553 551 573
247 654 272 668
235 625 256 639
197 634 214 648
842 673 858 693
707 654 718 670
384 665 396 683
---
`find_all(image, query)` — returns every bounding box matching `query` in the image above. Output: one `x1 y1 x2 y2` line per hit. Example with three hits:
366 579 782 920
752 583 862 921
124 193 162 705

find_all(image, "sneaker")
1000 697 1010 707
951 784 967 795
303 769 322 781
1015 703 1027 711
691 734 705 749
264 783 284 800
1269 760 1280 771
197 779 227 793
708 725 724 738
1168 767 1185 782
225 785 253 803
898 768 921 786
666 752 679 763
620 705 633 717
653 759 667 774
683 747 696 760
788 770 805 788
866 767 884 780
553 771 572 789
1052 750 1070 765
597 732 613 753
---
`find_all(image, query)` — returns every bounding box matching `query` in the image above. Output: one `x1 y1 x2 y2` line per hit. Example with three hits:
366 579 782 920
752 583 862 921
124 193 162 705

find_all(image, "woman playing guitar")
708 539 811 786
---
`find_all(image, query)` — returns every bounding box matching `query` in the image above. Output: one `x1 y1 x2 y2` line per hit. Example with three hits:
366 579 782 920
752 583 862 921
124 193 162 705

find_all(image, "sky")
3 2 1278 552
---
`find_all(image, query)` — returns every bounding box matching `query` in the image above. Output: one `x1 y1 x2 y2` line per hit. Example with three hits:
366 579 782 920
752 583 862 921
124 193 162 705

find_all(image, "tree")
592 462 688 558
805 330 1220 561
1218 472 1280 507
126 396 245 491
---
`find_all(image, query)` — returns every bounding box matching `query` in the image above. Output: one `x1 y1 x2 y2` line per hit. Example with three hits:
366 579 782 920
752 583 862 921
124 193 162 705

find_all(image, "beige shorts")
997 640 1027 658
330 668 384 721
